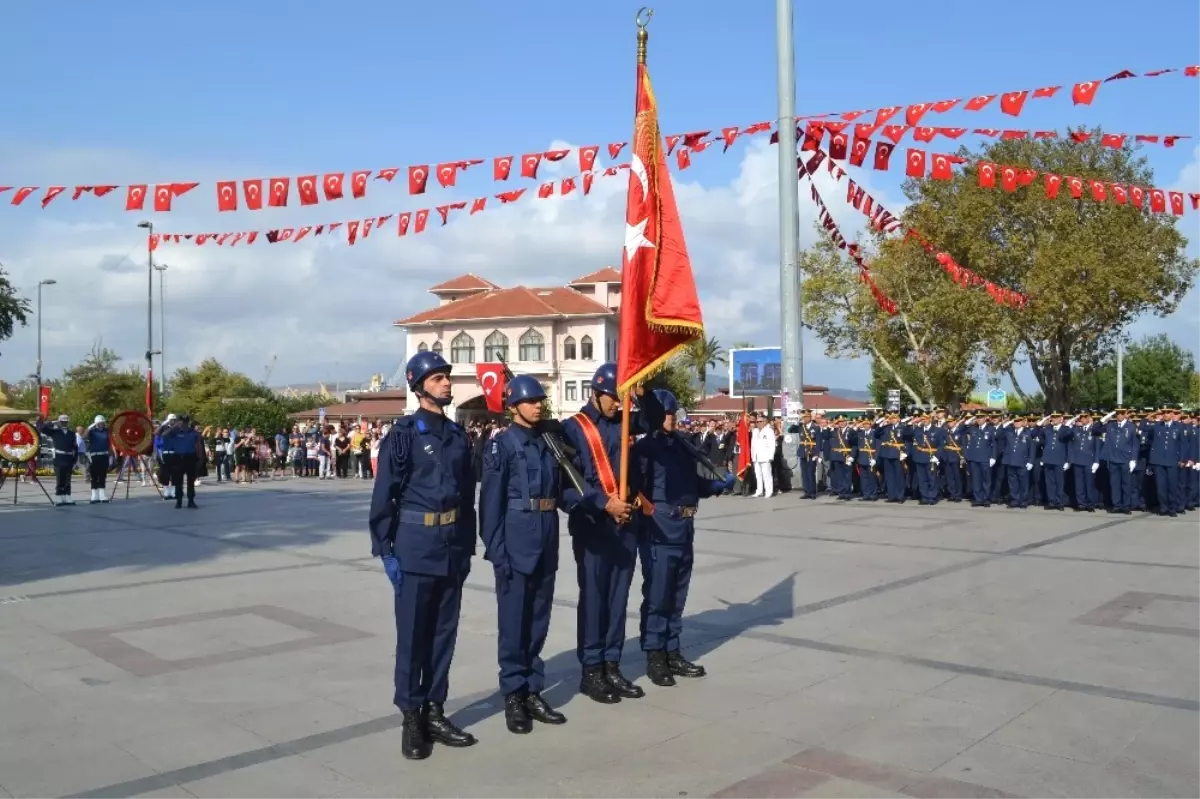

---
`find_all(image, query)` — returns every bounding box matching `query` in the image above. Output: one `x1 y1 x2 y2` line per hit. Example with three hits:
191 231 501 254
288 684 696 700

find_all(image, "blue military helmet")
591 362 619 398
505 375 546 407
405 351 452 392
653 389 679 414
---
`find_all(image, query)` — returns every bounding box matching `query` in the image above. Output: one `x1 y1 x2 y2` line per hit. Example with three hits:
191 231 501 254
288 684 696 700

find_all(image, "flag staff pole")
619 7 652 504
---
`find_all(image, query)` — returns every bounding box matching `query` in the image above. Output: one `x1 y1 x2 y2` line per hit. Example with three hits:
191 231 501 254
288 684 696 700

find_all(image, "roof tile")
395 285 611 326
429 273 501 292
570 266 623 284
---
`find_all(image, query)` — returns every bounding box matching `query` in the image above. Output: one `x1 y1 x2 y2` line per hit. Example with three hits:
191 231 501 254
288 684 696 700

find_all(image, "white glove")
845 456 852 466
1065 418 1075 427
1193 463 1200 471
1129 460 1136 473
869 459 876 468
931 456 939 466
900 453 908 461
988 458 996 467
1090 463 1099 474
1101 411 1115 423
1025 462 1032 471
1063 462 1070 471
1039 461 1044 467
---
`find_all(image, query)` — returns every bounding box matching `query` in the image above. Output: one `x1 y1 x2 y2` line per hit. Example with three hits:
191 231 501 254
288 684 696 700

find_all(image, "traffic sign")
986 389 1007 408
886 389 901 411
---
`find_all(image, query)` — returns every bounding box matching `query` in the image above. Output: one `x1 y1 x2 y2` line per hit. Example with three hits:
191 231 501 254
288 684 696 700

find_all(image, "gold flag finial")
636 7 652 65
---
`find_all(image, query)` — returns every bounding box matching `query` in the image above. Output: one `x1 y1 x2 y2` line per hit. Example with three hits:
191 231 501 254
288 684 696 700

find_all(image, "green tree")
902 132 1197 410
678 336 726 396
646 360 696 410
1189 371 1200 408
1073 334 1196 409
50 344 152 423
0 266 31 361
167 358 310 433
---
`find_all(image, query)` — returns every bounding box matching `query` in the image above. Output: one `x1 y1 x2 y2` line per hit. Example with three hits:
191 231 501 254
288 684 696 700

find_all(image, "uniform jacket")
750 424 776 463
478 424 560 576
1036 424 1071 466
1146 421 1183 467
635 430 720 545
1098 420 1138 464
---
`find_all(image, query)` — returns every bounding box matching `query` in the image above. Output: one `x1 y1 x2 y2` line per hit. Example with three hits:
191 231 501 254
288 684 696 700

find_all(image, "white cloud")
0 138 901 390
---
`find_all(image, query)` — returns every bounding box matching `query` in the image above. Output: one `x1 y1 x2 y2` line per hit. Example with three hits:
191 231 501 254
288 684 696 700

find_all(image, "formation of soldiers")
368 353 732 761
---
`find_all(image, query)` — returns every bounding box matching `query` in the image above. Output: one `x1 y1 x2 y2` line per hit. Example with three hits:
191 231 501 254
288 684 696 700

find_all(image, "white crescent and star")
247 185 259 197
131 188 143 198
910 153 921 165
413 169 426 182
354 174 367 187
300 179 313 192
440 167 453 178
157 188 169 199
272 181 285 195
481 372 498 390
499 158 511 169
220 186 233 199
525 156 538 167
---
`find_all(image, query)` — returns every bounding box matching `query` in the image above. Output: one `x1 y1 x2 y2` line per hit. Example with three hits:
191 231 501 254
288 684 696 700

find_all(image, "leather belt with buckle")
401 509 458 527
527 498 557 512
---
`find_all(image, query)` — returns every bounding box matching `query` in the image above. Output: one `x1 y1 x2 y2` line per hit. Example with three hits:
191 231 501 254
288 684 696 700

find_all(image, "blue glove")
381 555 402 592
709 479 727 495
723 471 736 490
494 561 512 594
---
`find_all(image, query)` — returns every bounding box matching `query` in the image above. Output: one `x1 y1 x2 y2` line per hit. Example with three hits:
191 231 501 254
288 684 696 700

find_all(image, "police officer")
156 413 177 501
479 375 568 734
40 414 78 506
85 415 112 504
560 363 664 704
634 389 732 686
368 351 477 760
164 415 202 509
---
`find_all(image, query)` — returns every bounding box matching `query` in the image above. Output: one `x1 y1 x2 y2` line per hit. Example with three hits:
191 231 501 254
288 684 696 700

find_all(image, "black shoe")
504 692 532 734
187 500 198 509
175 501 182 509
667 651 707 678
425 702 477 747
580 665 620 704
401 709 432 760
645 650 675 687
604 662 644 699
524 692 566 725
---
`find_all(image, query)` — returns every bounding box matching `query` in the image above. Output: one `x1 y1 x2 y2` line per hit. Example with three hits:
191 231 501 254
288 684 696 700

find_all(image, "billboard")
729 347 782 397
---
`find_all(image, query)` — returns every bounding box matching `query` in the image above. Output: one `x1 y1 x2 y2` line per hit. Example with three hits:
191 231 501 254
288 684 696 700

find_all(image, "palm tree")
681 336 727 397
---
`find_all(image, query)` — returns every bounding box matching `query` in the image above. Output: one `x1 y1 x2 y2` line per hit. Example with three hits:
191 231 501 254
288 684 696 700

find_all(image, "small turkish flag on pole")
736 412 751 479
476 364 508 414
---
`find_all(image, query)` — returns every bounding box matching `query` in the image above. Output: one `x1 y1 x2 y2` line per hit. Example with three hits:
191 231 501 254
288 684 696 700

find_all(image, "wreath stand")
0 420 56 507
111 453 164 501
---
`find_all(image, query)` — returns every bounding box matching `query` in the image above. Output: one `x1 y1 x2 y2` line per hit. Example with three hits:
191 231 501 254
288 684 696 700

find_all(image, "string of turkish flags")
5 63 1196 214
802 148 1028 310
152 164 633 249
803 174 899 316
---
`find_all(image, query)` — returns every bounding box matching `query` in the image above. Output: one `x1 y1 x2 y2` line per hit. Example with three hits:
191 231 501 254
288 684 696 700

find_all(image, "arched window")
580 335 594 360
563 335 577 360
432 341 443 355
450 332 475 364
417 342 429 353
483 330 509 362
519 328 545 362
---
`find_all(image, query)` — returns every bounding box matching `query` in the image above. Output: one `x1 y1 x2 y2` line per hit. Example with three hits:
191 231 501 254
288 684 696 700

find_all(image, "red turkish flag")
828 132 848 161
346 221 359 246
470 197 487 214
1131 186 1145 209
1033 131 1058 139
882 125 908 143
583 172 596 195
125 185 147 211
905 149 926 178
735 413 751 479
873 106 901 126
216 181 238 211
476 364 507 414
1018 168 1036 186
931 98 960 113
979 162 997 188
721 127 739 151
323 173 344 200
1000 90 1028 116
801 122 824 152
40 187 65 208
544 149 569 162
496 189 525 203
608 142 626 159
964 94 995 111
676 149 691 170
579 145 599 172
1044 173 1062 199
1149 189 1166 213
849 136 870 167
351 171 369 199
1089 180 1107 202
520 154 542 178
1068 177 1084 199
616 61 704 396
397 212 411 236
905 103 932 126
377 168 399 182
1190 192 1200 210
913 127 937 143
268 178 289 207
436 163 459 188
1100 134 1127 148
408 166 429 195
1033 85 1060 98
243 180 263 210
931 154 953 181
1072 81 1100 105
1001 130 1027 140
297 176 319 206
1186 65 1200 76
414 209 429 233
1000 166 1018 192
153 184 174 212
1111 185 1128 205
873 142 894 170
494 157 513 181
535 181 552 199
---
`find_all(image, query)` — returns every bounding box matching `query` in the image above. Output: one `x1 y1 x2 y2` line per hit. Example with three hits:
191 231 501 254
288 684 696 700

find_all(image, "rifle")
495 356 588 496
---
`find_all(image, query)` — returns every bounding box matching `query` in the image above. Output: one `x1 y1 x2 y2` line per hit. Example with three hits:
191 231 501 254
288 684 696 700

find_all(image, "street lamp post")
154 263 168 395
35 279 57 386
137 221 154 413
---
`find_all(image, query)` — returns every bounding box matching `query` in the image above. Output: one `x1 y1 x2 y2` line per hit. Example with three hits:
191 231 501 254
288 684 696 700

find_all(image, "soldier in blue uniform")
40 413 78 505
963 414 997 507
850 417 879 501
908 412 942 505
876 412 907 502
1063 411 1101 511
634 390 732 687
369 351 478 760
795 411 820 499
1183 409 1199 511
162 415 203 508
940 415 966 502
1098 408 1138 514
1145 405 1183 517
560 363 664 704
826 416 855 500
1133 409 1153 511
1002 416 1035 508
479 375 568 735
84 415 112 504
1036 412 1071 510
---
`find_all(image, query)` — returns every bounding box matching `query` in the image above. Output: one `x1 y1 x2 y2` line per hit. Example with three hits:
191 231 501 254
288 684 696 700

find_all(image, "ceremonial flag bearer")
479 375 568 734
369 351 477 760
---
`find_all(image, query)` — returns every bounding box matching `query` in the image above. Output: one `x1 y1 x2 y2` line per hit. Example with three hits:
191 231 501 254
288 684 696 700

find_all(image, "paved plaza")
0 476 1196 798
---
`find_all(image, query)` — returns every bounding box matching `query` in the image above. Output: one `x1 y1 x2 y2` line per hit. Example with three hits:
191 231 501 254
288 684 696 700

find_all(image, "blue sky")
1 0 1197 393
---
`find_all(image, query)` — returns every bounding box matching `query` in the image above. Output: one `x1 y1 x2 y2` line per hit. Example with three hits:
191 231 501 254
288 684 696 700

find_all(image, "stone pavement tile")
128 786 198 798
117 719 275 773
1103 707 1200 797
229 696 380 744
639 675 778 720
728 675 915 744
934 740 1167 798
782 747 1019 798
0 783 12 798
985 689 1163 765
840 661 958 695
708 764 833 797
797 775 907 797
0 736 155 798
181 753 390 798
924 674 1055 715
720 646 863 694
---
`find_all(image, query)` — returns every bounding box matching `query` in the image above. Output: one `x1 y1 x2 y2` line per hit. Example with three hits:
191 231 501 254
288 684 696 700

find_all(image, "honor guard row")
781 405 1198 515
368 352 734 761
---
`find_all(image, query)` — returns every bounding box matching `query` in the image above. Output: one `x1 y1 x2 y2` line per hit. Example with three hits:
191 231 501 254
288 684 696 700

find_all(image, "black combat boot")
667 651 707 678
645 650 675 687
187 500 198 509
579 665 620 704
401 709 432 760
504 692 532 734
603 661 645 699
425 702 478 747
524 692 566 725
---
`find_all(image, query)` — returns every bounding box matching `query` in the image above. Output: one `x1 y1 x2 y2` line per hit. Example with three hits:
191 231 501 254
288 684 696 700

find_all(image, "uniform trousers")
914 462 939 503
1151 465 1181 514
393 563 469 712
1071 465 1099 509
967 460 991 504
798 457 818 496
1030 462 1044 504
88 453 110 489
1043 464 1066 507
494 561 555 696
1005 465 1030 507
881 458 905 501
171 454 198 501
53 457 74 496
1132 466 1146 509
831 461 853 498
942 460 963 500
857 463 879 499
1107 463 1131 511
572 525 636 667
638 537 694 653
752 462 774 496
